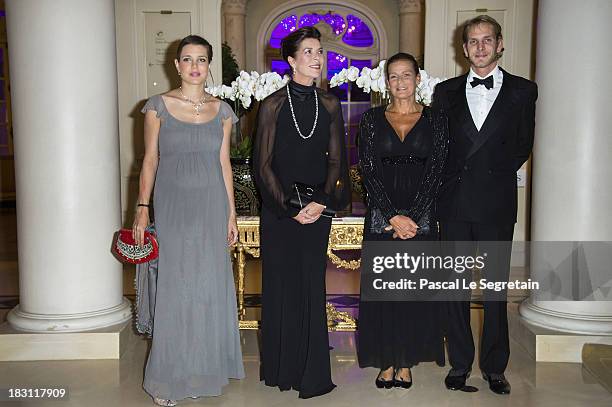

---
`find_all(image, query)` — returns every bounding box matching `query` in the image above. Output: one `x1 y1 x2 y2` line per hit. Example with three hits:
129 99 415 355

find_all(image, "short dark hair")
280 26 321 64
176 35 213 62
462 15 503 44
385 52 420 79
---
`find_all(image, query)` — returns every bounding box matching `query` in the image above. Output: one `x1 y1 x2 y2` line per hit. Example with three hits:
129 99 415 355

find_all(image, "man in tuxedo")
432 15 537 395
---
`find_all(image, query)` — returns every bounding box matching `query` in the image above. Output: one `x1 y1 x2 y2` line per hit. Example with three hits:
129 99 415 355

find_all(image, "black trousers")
440 221 514 375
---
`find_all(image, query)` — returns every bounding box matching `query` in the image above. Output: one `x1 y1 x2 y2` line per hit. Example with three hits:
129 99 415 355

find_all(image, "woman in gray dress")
133 35 244 406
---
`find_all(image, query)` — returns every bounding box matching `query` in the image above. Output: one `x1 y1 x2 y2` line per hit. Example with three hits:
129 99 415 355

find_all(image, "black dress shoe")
375 370 394 389
482 373 511 395
393 368 413 389
444 370 470 390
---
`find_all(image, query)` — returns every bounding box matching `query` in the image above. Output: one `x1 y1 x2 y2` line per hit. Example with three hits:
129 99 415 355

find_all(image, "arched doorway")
261 4 384 164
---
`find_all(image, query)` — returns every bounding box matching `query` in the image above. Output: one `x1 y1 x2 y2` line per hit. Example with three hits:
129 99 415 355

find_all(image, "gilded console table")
232 216 364 331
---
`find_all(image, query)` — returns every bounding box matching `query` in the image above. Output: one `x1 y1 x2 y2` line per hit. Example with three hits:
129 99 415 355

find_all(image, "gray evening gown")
140 94 245 400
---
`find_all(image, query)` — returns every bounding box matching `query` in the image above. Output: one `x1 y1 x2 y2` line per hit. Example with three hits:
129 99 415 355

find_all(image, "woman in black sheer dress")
357 53 449 389
253 27 350 399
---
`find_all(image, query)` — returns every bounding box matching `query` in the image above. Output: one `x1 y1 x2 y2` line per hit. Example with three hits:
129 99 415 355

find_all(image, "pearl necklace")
286 84 318 139
179 87 208 116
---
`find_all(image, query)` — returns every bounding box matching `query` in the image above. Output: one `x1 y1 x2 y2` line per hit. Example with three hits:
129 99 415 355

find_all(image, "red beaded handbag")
113 228 159 264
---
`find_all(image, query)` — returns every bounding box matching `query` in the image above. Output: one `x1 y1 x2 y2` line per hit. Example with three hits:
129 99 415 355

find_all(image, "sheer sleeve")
404 107 450 223
312 92 351 211
358 108 398 221
252 93 299 218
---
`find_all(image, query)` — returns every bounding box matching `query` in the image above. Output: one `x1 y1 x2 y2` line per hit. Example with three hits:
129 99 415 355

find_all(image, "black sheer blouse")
358 105 449 229
253 81 351 218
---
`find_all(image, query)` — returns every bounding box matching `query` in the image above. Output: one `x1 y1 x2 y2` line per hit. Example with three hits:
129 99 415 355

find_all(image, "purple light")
270 15 298 48
327 51 348 73
270 12 373 49
328 50 349 102
323 13 346 35
342 15 373 47
298 13 322 27
271 60 291 76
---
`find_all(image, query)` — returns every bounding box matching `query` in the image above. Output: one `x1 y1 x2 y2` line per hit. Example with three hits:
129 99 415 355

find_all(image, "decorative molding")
256 0 388 73
398 0 422 14
222 0 247 15
519 301 612 336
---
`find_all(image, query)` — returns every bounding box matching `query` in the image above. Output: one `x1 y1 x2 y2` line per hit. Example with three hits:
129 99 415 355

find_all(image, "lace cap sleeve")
141 95 165 118
219 100 239 124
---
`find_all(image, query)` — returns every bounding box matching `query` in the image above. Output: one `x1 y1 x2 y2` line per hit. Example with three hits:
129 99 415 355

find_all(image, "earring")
178 72 182 76
292 67 296 75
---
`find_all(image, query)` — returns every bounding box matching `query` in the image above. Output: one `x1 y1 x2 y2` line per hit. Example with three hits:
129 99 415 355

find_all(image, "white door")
424 0 535 80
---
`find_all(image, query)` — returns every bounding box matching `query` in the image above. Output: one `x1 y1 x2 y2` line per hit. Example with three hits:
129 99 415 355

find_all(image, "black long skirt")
357 232 446 370
259 206 336 398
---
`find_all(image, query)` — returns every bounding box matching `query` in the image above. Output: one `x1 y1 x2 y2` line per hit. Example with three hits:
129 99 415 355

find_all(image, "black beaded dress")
357 105 449 370
253 81 350 398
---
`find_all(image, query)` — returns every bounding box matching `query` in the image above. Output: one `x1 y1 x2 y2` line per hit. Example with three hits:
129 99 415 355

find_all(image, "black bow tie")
470 76 494 89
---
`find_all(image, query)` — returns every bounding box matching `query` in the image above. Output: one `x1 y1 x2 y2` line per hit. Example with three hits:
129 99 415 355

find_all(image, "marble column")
5 0 131 332
223 0 247 70
518 0 612 335
398 0 424 65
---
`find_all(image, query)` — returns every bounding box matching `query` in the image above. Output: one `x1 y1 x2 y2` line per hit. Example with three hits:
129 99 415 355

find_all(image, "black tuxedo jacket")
433 68 537 225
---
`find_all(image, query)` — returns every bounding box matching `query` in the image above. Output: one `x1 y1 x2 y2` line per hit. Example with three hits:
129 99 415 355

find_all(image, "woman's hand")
388 215 418 239
132 207 150 246
293 202 326 224
227 215 238 246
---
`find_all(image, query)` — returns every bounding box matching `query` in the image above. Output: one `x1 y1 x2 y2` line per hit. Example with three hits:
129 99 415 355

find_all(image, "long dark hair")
280 26 321 64
176 35 213 62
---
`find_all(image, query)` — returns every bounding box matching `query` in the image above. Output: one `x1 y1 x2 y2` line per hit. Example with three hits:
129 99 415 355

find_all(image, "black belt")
381 155 426 166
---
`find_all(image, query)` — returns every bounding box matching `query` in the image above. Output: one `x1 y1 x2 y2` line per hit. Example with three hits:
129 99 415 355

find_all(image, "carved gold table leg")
235 245 246 322
326 302 357 331
324 220 363 332
234 216 364 331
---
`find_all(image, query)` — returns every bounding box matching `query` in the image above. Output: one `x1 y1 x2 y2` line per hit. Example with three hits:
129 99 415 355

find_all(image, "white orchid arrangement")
329 60 446 106
206 71 290 157
206 71 290 110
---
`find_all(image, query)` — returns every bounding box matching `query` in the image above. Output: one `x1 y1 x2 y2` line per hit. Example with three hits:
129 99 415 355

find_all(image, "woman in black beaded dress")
253 27 350 399
357 53 449 389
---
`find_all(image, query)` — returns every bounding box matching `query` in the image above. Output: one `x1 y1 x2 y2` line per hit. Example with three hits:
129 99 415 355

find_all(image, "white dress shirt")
465 65 503 131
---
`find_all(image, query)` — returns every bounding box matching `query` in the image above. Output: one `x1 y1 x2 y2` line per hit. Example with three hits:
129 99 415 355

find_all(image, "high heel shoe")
375 368 395 389
394 368 413 389
153 397 177 406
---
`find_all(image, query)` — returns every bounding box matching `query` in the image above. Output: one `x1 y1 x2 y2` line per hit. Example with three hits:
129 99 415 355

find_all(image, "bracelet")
136 203 150 208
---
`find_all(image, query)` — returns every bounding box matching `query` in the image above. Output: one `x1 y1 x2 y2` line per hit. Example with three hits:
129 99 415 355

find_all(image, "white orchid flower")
347 66 359 81
370 67 381 80
377 76 387 95
356 74 372 93
370 77 380 92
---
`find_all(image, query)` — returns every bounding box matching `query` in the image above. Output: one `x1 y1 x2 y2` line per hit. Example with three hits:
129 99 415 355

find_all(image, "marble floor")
0 324 611 407
1 207 611 406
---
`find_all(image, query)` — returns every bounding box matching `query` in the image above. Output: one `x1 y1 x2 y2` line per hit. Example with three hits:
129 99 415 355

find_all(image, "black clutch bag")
287 182 336 218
